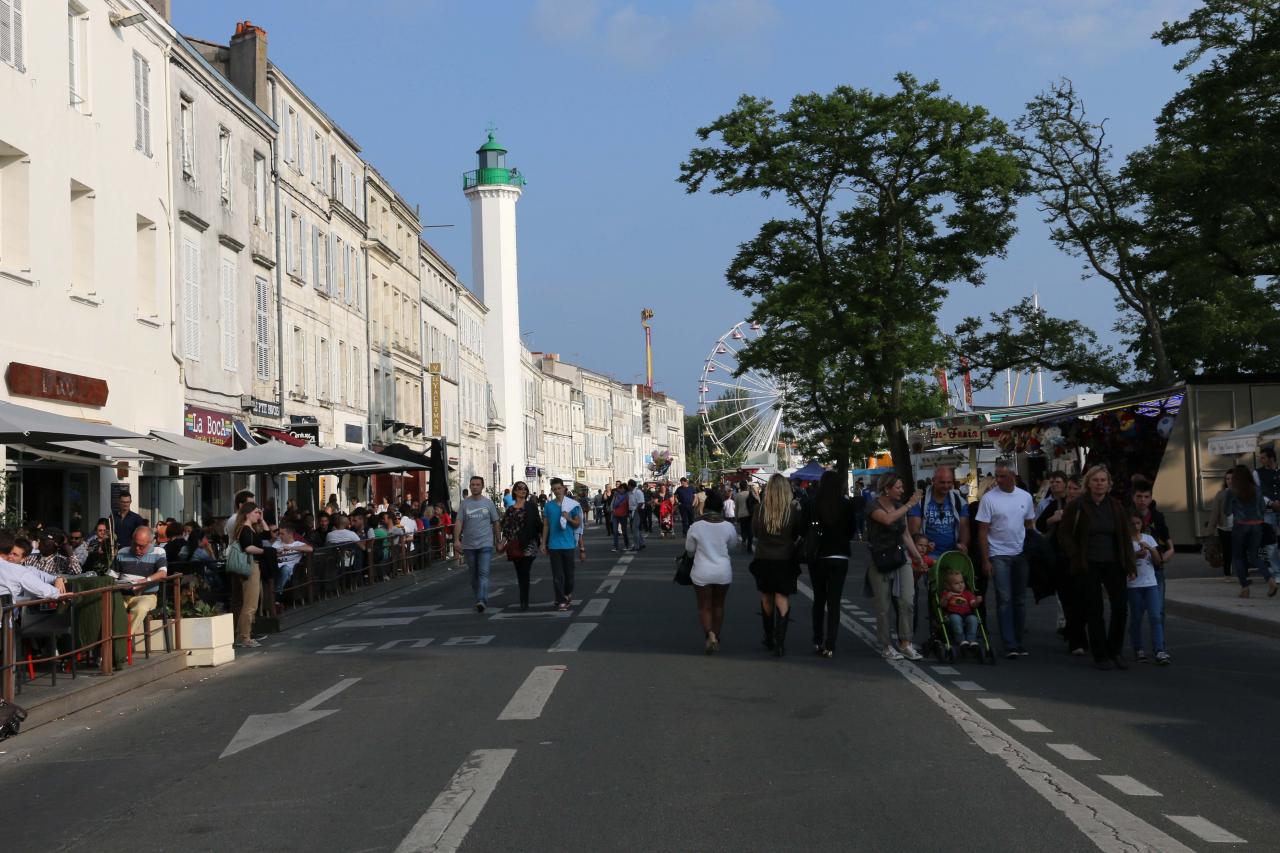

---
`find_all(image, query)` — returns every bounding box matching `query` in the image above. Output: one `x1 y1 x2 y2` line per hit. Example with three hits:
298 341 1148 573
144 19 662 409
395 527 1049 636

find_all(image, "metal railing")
462 168 526 190
2 573 185 703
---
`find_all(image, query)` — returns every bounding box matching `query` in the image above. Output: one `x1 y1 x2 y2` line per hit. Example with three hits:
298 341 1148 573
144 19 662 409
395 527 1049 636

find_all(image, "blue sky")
175 0 1199 413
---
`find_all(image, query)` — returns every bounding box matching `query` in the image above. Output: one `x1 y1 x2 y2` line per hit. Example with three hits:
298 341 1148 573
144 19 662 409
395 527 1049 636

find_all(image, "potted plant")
178 600 235 667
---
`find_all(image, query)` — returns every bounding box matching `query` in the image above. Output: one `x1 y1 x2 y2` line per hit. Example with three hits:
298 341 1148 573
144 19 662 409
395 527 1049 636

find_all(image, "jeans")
867 561 914 648
1079 561 1127 661
465 547 493 603
549 548 575 604
679 504 694 534
630 510 645 549
1126 585 1165 653
1232 523 1273 587
809 557 849 651
946 612 979 644
612 515 630 550
277 561 297 599
1266 511 1279 576
990 554 1029 648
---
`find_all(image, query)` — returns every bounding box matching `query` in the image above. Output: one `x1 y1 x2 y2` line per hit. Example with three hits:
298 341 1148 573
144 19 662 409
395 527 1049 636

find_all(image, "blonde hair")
1083 465 1112 491
761 473 793 535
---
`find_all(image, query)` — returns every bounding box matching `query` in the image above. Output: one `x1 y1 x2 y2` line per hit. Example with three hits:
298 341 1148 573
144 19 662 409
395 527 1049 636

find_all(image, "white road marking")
580 599 609 617
366 606 439 615
221 678 360 758
490 610 573 620
498 665 567 720
394 749 517 853
931 666 960 675
976 698 1014 710
795 581 1195 853
548 622 598 652
952 681 985 691
1099 776 1161 797
332 617 419 628
608 565 628 578
1046 744 1100 761
377 638 435 651
857 616 876 623
442 635 494 646
596 578 619 594
1010 719 1052 734
1164 815 1245 844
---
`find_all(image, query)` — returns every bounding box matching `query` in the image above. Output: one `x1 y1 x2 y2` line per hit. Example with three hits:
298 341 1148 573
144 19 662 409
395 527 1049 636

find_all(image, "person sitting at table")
0 531 67 604
114 527 168 649
272 522 312 606
26 528 82 576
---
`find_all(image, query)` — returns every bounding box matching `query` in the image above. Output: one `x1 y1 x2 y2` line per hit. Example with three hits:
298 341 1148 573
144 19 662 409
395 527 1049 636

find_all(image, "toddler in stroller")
939 570 983 650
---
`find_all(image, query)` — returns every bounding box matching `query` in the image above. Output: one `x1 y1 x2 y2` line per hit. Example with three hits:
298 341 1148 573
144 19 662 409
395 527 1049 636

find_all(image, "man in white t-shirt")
976 460 1036 658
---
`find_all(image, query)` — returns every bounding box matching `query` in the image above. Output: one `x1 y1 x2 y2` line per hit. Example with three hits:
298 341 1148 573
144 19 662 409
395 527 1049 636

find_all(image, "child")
1127 513 1168 664
659 495 675 538
912 534 936 573
938 569 983 648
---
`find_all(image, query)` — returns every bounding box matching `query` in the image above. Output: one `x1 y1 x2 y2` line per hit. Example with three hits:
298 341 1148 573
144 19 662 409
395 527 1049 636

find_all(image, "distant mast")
641 308 655 390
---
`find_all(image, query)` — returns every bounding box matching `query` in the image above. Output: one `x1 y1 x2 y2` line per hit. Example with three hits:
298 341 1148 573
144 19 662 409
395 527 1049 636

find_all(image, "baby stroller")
925 551 995 664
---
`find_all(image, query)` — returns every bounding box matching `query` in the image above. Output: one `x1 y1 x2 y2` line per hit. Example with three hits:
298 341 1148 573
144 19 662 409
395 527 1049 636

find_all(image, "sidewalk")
1164 554 1280 639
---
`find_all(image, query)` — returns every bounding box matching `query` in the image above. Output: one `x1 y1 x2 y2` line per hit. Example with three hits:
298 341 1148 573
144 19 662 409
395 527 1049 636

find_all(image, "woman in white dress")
685 491 739 653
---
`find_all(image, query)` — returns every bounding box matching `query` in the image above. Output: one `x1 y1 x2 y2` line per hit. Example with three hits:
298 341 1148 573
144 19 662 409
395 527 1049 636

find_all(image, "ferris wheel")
698 321 786 461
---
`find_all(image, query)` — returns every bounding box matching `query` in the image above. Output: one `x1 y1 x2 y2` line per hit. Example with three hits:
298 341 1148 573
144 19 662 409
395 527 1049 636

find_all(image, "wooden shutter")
182 238 200 360
255 276 270 379
133 54 144 150
312 225 322 291
220 255 237 371
0 0 13 67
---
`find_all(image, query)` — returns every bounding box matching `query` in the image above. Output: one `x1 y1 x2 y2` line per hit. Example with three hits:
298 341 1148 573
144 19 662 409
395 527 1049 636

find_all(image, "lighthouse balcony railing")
463 169 526 190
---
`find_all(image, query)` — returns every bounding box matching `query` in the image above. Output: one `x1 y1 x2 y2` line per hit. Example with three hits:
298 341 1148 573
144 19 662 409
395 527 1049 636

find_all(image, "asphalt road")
2 524 1277 852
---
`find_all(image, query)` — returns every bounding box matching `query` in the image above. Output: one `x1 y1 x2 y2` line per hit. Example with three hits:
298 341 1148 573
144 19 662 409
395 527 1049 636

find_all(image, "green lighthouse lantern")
463 130 526 190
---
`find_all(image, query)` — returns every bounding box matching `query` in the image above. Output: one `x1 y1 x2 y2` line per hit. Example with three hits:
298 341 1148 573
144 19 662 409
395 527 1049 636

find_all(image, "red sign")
184 405 235 447
6 362 109 406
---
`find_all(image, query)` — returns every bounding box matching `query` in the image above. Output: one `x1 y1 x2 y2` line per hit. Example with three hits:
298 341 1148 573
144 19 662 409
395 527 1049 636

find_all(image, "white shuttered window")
255 276 270 379
133 52 150 154
0 0 26 71
182 237 200 359
219 253 237 371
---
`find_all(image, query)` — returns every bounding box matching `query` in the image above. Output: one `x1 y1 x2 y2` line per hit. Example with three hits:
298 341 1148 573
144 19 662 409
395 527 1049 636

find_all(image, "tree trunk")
833 443 850 486
1141 302 1176 387
883 416 915 488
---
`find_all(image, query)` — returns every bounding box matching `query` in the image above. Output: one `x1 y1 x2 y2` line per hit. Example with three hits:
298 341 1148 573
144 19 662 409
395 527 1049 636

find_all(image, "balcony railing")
463 168 526 190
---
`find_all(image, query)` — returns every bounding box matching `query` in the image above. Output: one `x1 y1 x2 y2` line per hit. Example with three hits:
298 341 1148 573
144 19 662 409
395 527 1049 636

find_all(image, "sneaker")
882 646 905 661
1015 647 1030 657
1071 647 1086 656
900 644 923 661
1004 649 1019 660
1135 649 1148 663
611 547 618 553
475 602 486 613
234 639 261 649
1155 651 1171 666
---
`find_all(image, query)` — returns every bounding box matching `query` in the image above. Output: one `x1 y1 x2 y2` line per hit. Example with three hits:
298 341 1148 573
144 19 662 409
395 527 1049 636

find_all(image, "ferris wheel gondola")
698 321 787 466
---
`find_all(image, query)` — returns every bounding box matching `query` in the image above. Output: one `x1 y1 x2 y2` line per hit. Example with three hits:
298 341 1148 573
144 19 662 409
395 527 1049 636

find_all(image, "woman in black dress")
749 474 801 656
806 470 863 658
498 481 543 611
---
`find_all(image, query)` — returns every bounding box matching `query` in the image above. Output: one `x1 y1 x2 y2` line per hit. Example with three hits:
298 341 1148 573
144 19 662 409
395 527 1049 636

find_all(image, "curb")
22 652 188 730
1165 598 1280 640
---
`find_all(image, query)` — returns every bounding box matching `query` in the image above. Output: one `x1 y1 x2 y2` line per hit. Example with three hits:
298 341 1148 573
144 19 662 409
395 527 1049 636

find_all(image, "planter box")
178 613 235 667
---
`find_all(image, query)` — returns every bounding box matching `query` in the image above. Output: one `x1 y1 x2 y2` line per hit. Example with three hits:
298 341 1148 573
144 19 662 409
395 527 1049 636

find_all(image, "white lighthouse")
464 131 526 487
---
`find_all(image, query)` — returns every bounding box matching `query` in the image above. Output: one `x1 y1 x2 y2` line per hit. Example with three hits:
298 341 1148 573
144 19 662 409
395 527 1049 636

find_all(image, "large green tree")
679 74 1023 482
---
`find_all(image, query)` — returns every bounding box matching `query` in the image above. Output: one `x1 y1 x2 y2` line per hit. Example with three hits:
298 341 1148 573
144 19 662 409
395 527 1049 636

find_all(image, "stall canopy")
0 398 144 444
115 430 234 465
377 442 433 469
1206 414 1280 456
789 460 827 482
320 448 429 474
182 441 363 474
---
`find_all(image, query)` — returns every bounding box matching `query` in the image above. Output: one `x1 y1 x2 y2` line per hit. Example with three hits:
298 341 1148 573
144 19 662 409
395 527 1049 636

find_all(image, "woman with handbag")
806 470 867 659
498 481 543 611
1224 464 1279 598
230 502 266 649
684 491 738 653
750 474 801 656
866 474 925 661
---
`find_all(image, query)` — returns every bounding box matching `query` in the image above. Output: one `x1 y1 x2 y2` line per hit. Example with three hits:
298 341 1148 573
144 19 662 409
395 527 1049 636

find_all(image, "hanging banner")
184 405 235 447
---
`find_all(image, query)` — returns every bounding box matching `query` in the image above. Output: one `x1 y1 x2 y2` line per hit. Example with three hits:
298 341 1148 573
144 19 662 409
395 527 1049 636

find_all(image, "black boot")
760 610 775 651
774 611 789 657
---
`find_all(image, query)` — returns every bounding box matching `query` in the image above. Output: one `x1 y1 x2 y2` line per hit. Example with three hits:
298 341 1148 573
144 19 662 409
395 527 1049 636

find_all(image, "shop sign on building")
927 425 988 445
185 405 235 446
6 362 109 407
250 398 281 419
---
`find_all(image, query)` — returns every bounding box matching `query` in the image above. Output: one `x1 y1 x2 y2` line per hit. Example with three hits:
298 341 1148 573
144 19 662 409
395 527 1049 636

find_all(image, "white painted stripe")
1046 743 1100 761
976 698 1014 710
608 565 628 578
1164 815 1245 844
952 680 985 691
931 665 960 675
596 578 619 594
1099 776 1161 797
498 666 566 721
1010 719 1052 734
794 580 1194 853
394 749 517 853
857 616 876 623
332 617 418 628
366 606 439 615
489 610 573 620
548 622 598 652
580 599 609 617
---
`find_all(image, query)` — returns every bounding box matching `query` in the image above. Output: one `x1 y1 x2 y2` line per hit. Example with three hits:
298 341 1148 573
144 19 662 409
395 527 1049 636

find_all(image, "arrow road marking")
596 578 619 594
220 678 360 759
395 749 516 853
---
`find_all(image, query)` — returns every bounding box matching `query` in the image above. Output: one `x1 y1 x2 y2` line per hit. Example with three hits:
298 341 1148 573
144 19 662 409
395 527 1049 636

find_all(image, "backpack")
0 698 28 740
225 541 253 577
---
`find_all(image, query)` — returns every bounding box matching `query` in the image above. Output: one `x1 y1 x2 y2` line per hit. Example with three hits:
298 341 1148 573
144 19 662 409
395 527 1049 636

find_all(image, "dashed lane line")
1163 815 1246 844
795 580 1196 853
952 680 985 692
607 565 628 578
976 698 1015 711
497 666 567 721
579 599 609 618
1009 719 1052 734
548 622 598 652
1045 744 1100 762
394 749 517 853
596 578 619 594
1099 776 1161 797
931 666 960 676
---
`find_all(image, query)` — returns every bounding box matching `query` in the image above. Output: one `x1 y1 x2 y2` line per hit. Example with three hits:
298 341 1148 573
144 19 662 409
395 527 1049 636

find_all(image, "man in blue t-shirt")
542 477 582 611
907 467 970 557
674 477 695 534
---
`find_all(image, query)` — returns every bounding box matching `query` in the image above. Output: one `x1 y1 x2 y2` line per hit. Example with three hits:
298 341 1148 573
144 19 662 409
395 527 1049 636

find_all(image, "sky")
175 0 1201 414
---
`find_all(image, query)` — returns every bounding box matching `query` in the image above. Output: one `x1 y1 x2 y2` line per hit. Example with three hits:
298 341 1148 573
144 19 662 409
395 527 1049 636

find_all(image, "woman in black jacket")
498 481 543 611
806 471 862 657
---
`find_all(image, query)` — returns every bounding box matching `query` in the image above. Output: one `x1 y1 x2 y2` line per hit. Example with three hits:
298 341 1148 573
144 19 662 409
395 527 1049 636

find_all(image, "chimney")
228 21 269 113
142 0 171 20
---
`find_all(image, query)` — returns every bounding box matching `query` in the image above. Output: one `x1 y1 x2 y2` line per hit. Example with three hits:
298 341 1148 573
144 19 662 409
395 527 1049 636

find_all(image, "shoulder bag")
673 551 694 586
224 541 253 577
869 541 907 573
